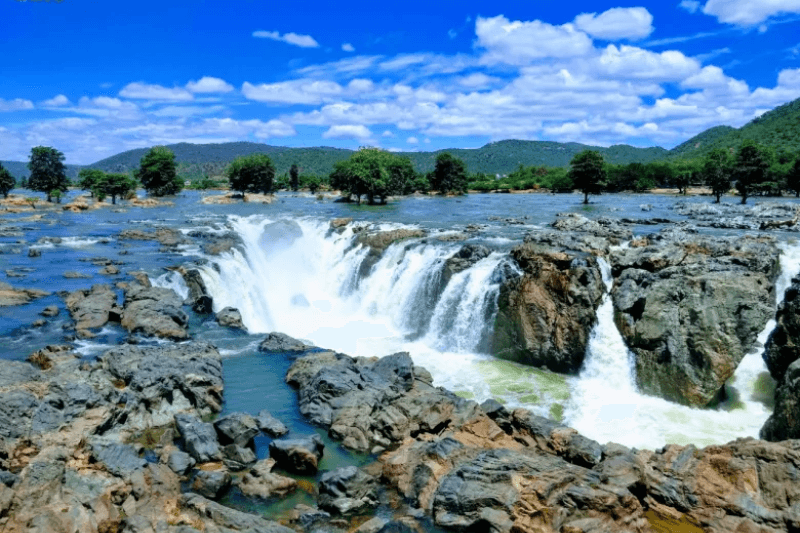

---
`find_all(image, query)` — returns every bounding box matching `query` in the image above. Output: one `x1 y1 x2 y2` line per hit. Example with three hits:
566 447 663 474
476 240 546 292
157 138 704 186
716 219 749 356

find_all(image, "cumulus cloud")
186 77 234 93
41 95 70 107
574 7 654 40
322 124 372 140
119 82 193 101
242 80 343 105
476 15 594 64
0 98 34 112
598 45 700 81
407 136 419 144
702 0 800 25
341 43 355 52
253 30 320 48
679 0 701 13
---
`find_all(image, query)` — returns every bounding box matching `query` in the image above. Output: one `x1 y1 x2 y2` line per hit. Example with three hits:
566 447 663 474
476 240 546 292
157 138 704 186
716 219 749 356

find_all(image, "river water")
2 189 799 454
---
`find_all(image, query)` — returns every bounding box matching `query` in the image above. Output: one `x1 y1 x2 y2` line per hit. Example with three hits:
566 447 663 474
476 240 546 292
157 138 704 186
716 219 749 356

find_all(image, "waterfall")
565 243 800 449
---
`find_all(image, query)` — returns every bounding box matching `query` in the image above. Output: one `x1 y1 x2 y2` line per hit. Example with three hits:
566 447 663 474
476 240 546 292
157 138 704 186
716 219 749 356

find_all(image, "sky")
1 0 799 165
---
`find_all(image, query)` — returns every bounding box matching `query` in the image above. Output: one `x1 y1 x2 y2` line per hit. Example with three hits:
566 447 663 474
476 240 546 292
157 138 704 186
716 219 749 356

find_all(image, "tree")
28 146 69 202
430 153 469 195
703 148 732 203
227 154 275 197
135 146 182 196
289 164 299 192
787 156 800 198
50 190 63 204
94 173 137 204
329 148 414 204
734 140 769 204
673 171 692 195
568 150 607 204
0 163 15 199
77 168 105 197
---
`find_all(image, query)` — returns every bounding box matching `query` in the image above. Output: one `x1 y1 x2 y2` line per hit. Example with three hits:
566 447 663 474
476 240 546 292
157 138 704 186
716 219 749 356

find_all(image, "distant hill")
0 160 82 181
669 96 800 159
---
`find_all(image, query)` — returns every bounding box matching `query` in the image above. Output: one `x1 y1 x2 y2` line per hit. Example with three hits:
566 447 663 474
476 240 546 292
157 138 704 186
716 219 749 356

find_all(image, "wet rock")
480 399 513 434
90 439 147 477
100 265 120 276
492 242 605 373
222 444 256 471
166 449 195 475
356 228 427 274
63 270 91 279
318 466 379 515
551 212 633 242
27 248 41 258
121 282 189 340
215 306 243 329
330 217 352 229
255 409 289 437
181 493 295 532
674 201 800 230
0 281 50 307
611 233 778 406
178 267 213 314
191 469 231 500
268 434 324 474
39 305 59 317
259 331 313 353
174 414 223 463
213 412 259 448
441 244 491 288
64 284 117 335
237 458 297 499
119 227 186 247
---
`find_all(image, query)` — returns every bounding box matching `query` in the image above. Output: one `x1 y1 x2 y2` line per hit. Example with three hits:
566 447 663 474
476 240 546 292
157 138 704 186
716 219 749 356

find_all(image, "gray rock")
179 268 214 314
0 470 18 488
258 332 313 353
39 305 59 317
90 439 147 477
121 282 189 340
27 248 41 258
237 459 297 499
175 413 222 463
191 469 231 500
64 284 118 335
441 244 491 288
255 409 289 437
181 493 295 532
268 434 324 474
222 444 257 471
318 466 379 515
0 389 38 439
215 307 243 329
167 450 196 475
214 412 259 448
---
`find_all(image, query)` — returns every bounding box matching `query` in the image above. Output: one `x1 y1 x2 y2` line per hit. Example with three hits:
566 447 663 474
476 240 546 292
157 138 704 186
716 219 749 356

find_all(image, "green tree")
227 154 275 197
430 153 469 195
303 175 322 193
135 146 182 196
787 156 800 198
734 140 769 204
673 171 692 195
289 164 299 192
703 148 732 203
28 146 69 202
329 148 413 204
568 150 607 204
94 173 137 204
77 168 105 197
0 163 15 198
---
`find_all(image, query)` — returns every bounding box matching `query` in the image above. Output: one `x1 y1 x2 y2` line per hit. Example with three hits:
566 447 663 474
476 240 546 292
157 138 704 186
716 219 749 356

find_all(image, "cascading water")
565 243 800 449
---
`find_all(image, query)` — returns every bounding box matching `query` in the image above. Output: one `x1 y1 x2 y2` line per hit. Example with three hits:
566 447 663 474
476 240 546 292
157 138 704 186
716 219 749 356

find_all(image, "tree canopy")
788 155 800 198
0 163 15 199
703 148 732 203
93 173 137 204
329 148 415 204
135 146 182 196
227 154 275 196
289 164 299 192
568 150 607 204
77 168 105 197
429 153 469 195
28 146 69 202
734 140 770 204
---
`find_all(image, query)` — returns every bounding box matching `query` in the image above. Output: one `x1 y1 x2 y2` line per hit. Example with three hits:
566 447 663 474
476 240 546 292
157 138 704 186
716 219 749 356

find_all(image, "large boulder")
318 466 379 515
213 412 259 448
259 332 313 353
255 409 289 437
440 244 491 288
268 434 324 474
178 267 214 314
237 458 297 499
492 241 605 373
611 232 779 405
0 281 49 307
121 282 189 340
216 307 244 329
191 469 232 500
174 413 223 463
63 284 118 336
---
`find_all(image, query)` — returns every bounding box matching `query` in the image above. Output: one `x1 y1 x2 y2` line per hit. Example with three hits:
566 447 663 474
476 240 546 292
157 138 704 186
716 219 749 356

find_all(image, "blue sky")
1 0 799 164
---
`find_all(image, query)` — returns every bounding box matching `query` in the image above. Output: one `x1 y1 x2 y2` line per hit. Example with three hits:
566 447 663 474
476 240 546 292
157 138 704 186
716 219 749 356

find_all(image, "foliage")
136 146 182 196
25 197 37 209
227 154 275 195
430 153 469 194
703 148 733 203
50 189 63 204
0 163 15 198
329 148 415 204
734 140 770 204
289 164 299 191
788 156 800 198
27 146 69 202
568 150 607 204
301 175 322 193
77 168 105 197
93 173 137 204
190 176 220 190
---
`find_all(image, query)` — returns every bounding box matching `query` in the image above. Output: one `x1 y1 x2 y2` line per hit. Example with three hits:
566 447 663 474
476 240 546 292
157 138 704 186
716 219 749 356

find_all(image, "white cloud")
679 0 701 13
253 30 320 48
41 94 70 107
702 0 800 25
382 130 394 137
475 15 594 65
448 29 458 39
457 73 501 88
598 45 700 81
0 98 34 112
242 80 343 105
322 124 372 140
407 136 419 144
186 76 234 94
341 43 355 52
150 105 226 117
574 7 654 40
119 82 193 101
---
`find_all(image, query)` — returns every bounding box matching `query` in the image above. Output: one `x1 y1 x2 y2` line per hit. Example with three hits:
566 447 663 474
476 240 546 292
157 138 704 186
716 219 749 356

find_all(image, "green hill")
669 96 800 159
0 160 82 181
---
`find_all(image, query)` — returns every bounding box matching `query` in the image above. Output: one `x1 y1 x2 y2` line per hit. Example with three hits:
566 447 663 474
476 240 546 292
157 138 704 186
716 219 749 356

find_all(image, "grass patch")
549 403 565 422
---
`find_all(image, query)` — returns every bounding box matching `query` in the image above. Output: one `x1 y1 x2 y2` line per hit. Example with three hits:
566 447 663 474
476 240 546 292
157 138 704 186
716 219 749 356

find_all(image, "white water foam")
150 271 190 301
566 245 800 449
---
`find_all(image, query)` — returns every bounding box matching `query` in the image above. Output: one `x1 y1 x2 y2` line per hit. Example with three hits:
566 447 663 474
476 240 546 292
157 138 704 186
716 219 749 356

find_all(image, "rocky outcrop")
259 331 313 353
674 201 800 230
551 212 633 242
256 409 289 437
318 466 379 515
118 227 187 247
63 284 119 337
268 434 324 474
0 281 50 307
440 244 491 288
356 228 427 255
216 306 244 329
120 281 189 340
492 239 606 373
177 267 213 314
611 232 779 406
761 277 800 440
237 458 297 499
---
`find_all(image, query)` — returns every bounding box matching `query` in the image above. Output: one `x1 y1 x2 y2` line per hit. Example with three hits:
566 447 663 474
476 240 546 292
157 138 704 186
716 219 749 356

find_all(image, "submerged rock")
259 331 313 353
0 281 50 307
